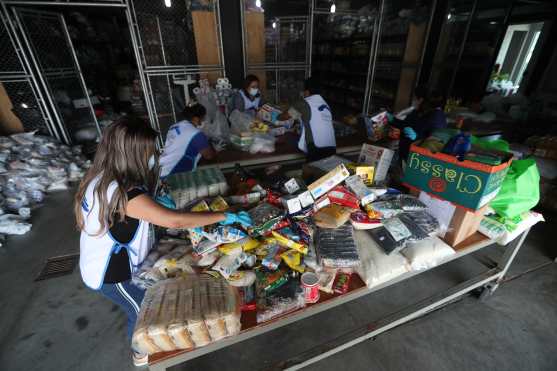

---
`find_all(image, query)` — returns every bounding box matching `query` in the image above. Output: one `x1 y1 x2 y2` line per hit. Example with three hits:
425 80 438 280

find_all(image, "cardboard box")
403 144 512 210
358 144 394 183
418 191 484 247
281 195 302 214
307 164 350 200
298 190 314 208
303 155 352 181
443 206 487 247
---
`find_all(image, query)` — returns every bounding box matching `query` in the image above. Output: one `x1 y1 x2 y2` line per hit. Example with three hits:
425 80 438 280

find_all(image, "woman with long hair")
74 117 250 366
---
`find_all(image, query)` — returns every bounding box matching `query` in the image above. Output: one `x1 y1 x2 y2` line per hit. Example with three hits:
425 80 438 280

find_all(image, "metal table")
147 230 530 371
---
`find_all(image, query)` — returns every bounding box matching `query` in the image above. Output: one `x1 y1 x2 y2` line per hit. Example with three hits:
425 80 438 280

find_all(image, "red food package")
333 272 352 294
327 186 360 210
350 211 382 230
266 189 283 207
263 218 291 237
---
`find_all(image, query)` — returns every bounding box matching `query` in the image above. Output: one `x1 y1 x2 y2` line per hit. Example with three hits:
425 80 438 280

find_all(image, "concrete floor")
0 190 555 371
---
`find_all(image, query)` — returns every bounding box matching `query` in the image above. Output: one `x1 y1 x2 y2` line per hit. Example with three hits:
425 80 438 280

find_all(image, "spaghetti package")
315 224 360 268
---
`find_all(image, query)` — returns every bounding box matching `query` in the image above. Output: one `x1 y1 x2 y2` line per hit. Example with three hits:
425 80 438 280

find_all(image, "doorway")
487 21 543 95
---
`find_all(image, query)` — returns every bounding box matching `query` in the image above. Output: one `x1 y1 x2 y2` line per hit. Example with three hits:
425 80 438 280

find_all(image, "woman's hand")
126 194 225 229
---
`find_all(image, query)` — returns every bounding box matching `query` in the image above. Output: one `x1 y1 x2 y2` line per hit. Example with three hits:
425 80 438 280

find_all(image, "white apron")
79 177 152 290
240 89 261 114
298 94 336 152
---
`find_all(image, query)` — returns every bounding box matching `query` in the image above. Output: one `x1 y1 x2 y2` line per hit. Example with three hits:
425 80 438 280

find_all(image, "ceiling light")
21 103 29 109
164 0 171 8
272 21 276 29
330 2 336 13
255 0 261 8
447 13 452 20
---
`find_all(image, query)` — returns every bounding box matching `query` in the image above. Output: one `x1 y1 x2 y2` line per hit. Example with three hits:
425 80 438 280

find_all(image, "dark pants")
306 143 336 162
99 280 145 343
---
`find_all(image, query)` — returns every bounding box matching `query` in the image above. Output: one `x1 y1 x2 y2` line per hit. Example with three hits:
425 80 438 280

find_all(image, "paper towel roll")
193 87 201 95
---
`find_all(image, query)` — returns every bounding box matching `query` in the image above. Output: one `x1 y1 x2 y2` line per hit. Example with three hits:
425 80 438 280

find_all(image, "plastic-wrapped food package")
132 276 240 355
479 211 544 246
313 204 351 228
402 211 440 235
354 230 410 288
315 224 360 268
256 280 305 323
393 215 430 243
402 236 455 271
202 226 247 244
0 214 32 235
249 134 276 154
247 202 284 236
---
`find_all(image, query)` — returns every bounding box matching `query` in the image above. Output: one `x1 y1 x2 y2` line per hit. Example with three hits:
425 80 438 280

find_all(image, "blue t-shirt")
160 121 210 177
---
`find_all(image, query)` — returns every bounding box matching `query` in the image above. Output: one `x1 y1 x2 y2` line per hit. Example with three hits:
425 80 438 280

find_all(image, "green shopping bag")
471 136 510 153
490 159 540 218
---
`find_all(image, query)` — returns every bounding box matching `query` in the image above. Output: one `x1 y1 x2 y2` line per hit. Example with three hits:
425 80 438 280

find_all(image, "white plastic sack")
479 211 544 246
229 110 253 135
354 230 410 288
0 214 32 235
401 236 455 271
196 90 218 122
201 110 230 141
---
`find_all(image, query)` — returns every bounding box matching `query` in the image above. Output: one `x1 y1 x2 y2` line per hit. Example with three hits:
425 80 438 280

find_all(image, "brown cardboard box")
442 205 487 247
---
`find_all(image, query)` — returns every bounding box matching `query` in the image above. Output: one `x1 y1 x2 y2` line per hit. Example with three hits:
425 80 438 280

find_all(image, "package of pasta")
132 276 240 355
247 202 285 236
202 225 247 244
271 231 308 255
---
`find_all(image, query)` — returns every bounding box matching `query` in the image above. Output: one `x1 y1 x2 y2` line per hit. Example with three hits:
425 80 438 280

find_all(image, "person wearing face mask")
159 103 216 178
75 117 251 367
389 85 447 161
290 77 336 161
231 74 263 116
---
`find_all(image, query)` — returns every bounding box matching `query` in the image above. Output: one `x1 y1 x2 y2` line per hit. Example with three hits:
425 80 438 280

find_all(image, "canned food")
301 272 320 304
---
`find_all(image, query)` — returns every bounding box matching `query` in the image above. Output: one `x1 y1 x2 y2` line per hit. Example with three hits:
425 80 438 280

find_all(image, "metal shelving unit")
241 0 311 106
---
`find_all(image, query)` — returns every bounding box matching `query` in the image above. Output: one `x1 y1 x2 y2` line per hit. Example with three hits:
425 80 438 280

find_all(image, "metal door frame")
0 3 62 139
10 7 102 144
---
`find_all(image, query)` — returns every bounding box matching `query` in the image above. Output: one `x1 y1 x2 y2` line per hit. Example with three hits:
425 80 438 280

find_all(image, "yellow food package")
271 231 308 255
313 204 351 229
364 204 382 219
209 196 229 212
219 237 260 255
280 250 305 273
347 163 375 185
191 200 210 212
218 244 242 256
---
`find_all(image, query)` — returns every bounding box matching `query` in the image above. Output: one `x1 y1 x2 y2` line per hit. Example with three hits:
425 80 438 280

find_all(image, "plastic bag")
196 90 218 122
490 159 540 218
249 134 275 154
315 224 360 268
0 214 32 235
201 110 230 141
402 236 455 271
229 110 253 135
354 230 409 288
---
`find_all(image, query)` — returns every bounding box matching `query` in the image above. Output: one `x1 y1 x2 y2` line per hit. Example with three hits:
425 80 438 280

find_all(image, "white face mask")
148 155 156 170
249 87 259 96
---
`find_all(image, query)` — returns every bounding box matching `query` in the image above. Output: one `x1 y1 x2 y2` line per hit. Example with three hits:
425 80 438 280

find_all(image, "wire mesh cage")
278 69 305 105
148 74 176 137
132 0 201 67
0 12 24 74
2 79 49 133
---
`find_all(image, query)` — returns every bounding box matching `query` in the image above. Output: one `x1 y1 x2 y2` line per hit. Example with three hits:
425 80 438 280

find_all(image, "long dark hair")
74 116 159 235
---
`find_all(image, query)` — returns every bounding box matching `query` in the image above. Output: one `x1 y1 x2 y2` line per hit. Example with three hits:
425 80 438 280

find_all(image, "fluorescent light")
21 103 29 108
255 0 261 8
330 3 336 13
272 21 276 29
164 0 171 7
447 13 452 20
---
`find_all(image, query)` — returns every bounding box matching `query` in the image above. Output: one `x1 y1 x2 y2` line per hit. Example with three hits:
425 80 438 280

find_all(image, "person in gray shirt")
231 74 263 116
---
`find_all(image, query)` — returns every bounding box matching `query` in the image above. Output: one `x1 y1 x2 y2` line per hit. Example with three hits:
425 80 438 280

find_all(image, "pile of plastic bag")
0 131 91 242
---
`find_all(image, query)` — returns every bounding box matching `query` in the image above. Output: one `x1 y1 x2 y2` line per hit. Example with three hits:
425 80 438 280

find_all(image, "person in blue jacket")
390 86 447 161
159 104 215 178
